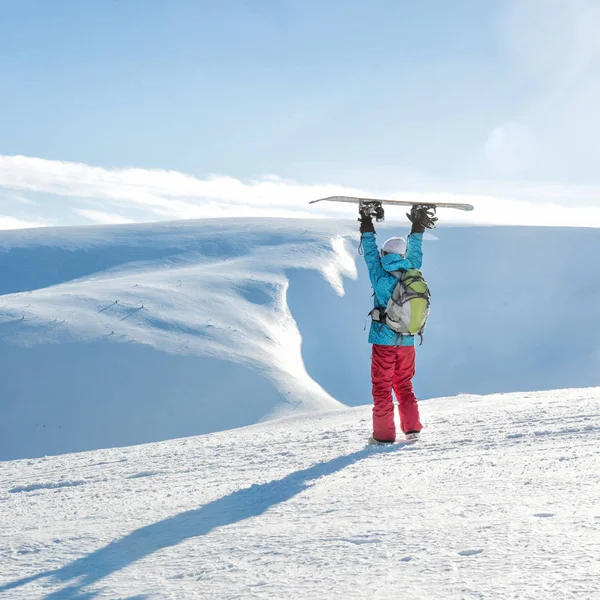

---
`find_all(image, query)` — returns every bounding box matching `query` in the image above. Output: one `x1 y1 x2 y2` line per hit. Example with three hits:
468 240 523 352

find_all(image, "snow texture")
0 388 599 599
0 220 354 460
1 219 600 460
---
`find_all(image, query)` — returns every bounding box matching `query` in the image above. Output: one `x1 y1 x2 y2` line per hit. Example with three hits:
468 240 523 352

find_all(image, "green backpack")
384 269 431 342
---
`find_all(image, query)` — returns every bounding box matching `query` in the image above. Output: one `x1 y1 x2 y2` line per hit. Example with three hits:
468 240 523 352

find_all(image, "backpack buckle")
369 308 384 322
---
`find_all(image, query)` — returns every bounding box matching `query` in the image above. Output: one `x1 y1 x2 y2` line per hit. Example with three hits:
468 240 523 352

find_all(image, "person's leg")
393 346 422 434
371 344 397 442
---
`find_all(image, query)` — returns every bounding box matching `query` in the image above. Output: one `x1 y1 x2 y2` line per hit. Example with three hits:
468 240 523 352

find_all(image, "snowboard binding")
358 200 386 223
410 204 438 230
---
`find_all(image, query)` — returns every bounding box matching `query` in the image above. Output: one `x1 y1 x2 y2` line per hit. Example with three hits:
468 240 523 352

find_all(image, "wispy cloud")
0 215 48 230
0 192 39 207
74 209 136 225
1 154 600 230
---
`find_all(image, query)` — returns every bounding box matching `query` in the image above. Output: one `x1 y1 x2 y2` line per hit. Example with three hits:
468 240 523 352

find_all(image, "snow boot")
368 436 395 446
405 431 420 442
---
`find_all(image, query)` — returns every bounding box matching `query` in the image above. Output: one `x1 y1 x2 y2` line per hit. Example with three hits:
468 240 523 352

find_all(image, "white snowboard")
310 195 474 212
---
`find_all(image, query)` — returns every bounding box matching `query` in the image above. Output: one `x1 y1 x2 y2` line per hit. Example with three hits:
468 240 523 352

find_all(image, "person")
359 204 435 445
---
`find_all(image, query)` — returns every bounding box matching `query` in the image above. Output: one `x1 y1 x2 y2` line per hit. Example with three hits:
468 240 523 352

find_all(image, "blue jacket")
362 231 424 346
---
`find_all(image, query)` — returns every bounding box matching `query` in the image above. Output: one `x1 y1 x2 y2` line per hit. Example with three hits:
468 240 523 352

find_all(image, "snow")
1 219 600 460
1 217 599 597
1 387 599 599
0 220 355 460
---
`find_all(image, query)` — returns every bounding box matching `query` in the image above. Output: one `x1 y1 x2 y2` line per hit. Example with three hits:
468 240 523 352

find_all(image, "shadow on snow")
0 445 406 599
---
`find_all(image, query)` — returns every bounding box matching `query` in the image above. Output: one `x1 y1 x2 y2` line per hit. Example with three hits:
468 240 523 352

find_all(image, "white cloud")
75 209 136 225
0 154 361 221
0 154 600 230
0 215 48 230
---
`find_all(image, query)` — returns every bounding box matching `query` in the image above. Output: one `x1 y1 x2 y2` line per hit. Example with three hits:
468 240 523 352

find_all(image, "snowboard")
310 195 474 212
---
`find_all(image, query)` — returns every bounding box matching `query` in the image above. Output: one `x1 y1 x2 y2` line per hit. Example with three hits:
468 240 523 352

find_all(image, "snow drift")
1 219 599 460
0 220 355 460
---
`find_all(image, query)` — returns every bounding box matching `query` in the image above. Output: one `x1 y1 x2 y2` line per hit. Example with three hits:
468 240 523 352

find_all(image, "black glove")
409 218 425 234
359 214 375 234
407 205 438 233
359 204 376 234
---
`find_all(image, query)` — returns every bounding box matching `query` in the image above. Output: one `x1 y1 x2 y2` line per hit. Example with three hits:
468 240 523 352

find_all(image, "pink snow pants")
371 344 422 442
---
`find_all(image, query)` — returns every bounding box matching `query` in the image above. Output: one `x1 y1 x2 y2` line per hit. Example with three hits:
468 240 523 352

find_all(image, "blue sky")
1 0 600 229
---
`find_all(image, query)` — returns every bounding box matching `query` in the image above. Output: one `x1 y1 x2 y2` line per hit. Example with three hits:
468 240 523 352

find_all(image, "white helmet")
382 236 407 256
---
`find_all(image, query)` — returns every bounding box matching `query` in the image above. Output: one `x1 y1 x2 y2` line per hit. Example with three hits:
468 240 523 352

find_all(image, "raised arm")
358 204 386 289
361 232 386 288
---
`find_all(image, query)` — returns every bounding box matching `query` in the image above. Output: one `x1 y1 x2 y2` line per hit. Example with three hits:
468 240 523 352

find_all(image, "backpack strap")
366 307 388 333
388 269 406 280
364 308 380 331
394 332 405 346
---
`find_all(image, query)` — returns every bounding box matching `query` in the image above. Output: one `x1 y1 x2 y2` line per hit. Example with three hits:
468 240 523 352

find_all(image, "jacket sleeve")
361 232 386 289
381 232 423 271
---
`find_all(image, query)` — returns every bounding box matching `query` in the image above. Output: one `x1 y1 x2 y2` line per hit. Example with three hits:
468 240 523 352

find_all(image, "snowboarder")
359 204 436 444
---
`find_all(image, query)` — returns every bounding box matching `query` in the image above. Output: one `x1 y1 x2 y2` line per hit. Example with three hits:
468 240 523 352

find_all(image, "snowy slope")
1 219 600 461
0 387 599 599
0 220 355 460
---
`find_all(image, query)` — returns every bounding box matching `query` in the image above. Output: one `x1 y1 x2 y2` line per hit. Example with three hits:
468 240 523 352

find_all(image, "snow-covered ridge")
1 219 599 461
0 219 357 460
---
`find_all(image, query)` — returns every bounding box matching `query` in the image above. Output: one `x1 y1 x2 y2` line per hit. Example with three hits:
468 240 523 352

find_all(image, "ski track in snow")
1 388 599 599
